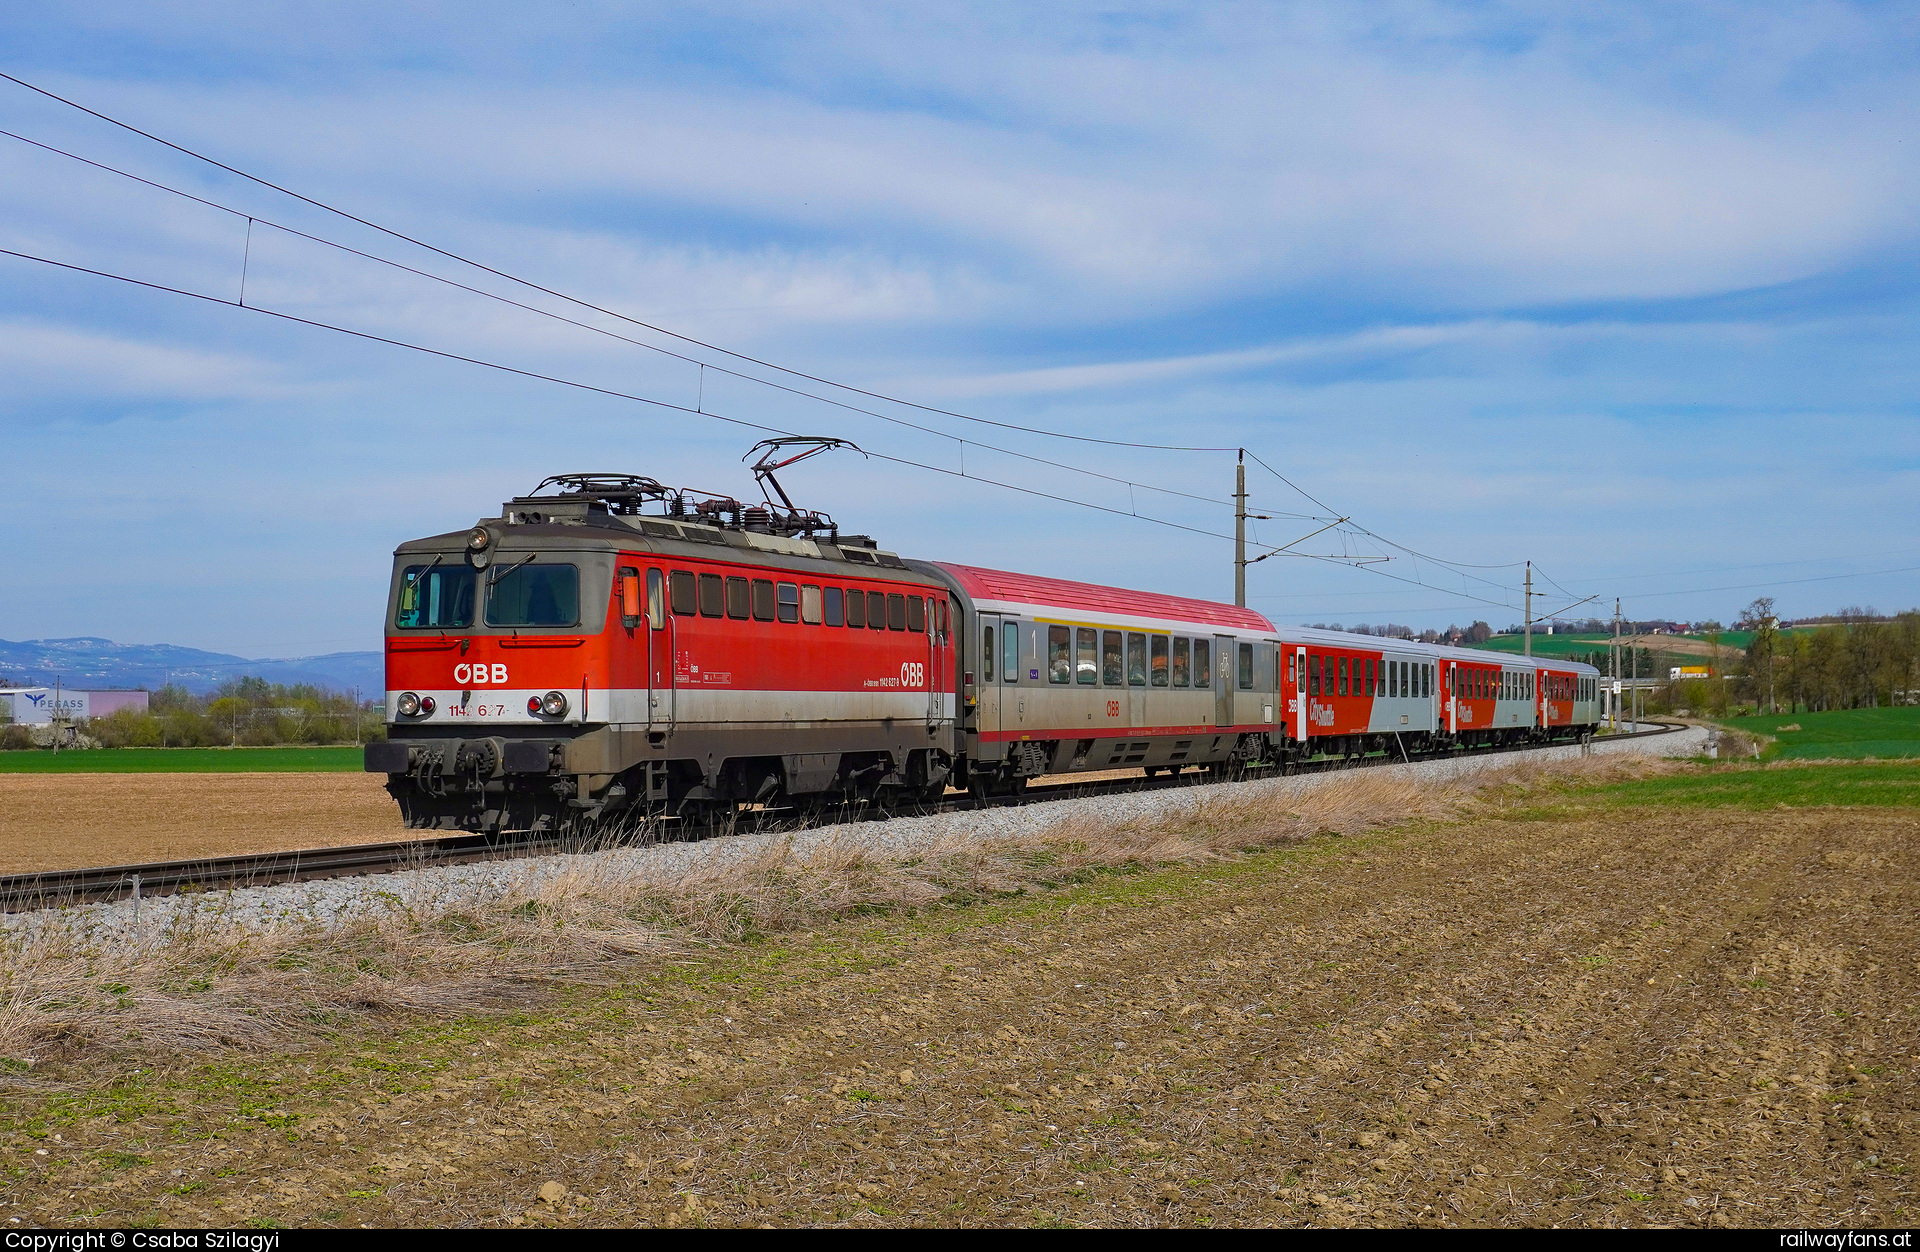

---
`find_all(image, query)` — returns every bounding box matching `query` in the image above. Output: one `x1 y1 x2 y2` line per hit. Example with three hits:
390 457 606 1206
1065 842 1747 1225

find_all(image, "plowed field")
0 773 402 873
6 776 1916 1228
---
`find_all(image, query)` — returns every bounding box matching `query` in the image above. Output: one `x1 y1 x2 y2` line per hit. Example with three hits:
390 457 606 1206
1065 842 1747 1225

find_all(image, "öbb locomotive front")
366 470 1601 832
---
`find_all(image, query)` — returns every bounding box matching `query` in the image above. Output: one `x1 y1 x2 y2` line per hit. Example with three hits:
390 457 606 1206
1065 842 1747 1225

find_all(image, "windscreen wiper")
487 552 539 587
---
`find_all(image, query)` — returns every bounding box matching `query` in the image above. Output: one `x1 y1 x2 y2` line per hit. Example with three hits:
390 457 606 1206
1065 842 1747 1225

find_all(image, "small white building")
0 688 149 725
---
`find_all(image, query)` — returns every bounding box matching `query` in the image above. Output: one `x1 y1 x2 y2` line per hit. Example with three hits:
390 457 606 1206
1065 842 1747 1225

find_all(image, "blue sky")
2 1 1917 657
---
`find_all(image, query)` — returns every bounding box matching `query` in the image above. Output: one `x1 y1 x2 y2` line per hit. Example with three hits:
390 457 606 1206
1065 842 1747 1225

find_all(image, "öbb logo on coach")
454 663 508 685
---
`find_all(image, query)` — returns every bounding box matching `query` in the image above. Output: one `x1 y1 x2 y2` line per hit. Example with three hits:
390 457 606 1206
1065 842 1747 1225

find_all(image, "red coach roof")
933 562 1274 632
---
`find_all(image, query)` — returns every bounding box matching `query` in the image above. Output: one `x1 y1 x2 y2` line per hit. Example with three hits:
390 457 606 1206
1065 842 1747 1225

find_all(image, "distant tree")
1466 621 1492 644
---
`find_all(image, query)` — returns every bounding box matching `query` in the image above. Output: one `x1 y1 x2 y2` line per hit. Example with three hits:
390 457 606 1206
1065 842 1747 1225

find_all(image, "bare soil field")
0 773 403 873
4 769 1914 1229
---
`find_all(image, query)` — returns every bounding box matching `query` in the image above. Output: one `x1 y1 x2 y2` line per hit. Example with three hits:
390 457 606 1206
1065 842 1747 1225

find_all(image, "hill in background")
0 638 381 697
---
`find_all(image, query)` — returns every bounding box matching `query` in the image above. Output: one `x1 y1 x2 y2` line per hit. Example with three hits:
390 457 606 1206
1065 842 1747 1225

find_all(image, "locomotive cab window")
726 576 750 620
396 563 477 629
777 582 800 624
1076 628 1097 684
647 569 665 630
486 563 580 628
699 573 725 618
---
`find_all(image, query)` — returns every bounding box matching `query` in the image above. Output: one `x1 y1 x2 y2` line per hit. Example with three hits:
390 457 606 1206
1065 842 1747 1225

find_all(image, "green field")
1719 705 1920 761
0 746 366 773
1567 759 1920 809
1471 633 1611 658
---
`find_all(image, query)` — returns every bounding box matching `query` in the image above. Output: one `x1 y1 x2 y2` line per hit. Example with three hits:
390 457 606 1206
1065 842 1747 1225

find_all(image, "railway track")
0 722 1686 913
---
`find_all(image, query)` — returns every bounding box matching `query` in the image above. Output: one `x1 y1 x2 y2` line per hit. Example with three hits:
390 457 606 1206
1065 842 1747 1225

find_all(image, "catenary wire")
0 73 1604 604
0 127 1290 520
0 69 1241 455
1 244 1370 561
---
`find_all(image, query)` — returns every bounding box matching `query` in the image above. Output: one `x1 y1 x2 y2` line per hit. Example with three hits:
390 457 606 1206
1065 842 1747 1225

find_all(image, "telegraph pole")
1234 450 1248 608
1524 562 1533 658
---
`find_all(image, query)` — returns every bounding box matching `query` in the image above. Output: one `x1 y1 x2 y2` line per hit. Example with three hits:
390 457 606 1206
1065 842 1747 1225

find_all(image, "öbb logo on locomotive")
369 470 1603 834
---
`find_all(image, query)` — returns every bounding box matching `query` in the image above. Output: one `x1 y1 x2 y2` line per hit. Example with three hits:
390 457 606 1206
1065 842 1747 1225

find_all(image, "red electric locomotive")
367 463 1601 832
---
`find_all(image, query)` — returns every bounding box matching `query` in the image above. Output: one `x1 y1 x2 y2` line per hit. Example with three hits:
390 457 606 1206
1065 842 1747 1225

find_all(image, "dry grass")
0 754 1675 1072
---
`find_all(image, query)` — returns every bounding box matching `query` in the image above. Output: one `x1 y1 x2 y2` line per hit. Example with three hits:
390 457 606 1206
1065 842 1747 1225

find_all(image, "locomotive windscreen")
396 564 477 629
485 563 581 628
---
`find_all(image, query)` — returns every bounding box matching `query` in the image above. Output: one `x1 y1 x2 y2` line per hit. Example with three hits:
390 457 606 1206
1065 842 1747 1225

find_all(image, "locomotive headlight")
540 690 569 718
397 691 421 717
466 526 494 569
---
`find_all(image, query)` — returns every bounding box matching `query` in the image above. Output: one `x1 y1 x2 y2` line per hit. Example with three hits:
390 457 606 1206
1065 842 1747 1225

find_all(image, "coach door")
1214 634 1235 729
646 567 674 731
977 615 1006 759
1293 645 1307 743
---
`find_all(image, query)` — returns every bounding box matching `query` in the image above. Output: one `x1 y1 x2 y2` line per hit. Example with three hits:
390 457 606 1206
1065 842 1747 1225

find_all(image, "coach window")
699 573 725 618
1151 636 1169 687
1102 631 1123 686
844 586 865 628
1004 623 1021 682
751 579 776 622
1172 637 1190 687
1363 658 1374 696
887 593 907 630
906 595 925 633
1126 633 1147 686
1337 656 1349 697
1048 625 1072 684
1238 642 1255 691
777 582 800 624
1309 653 1321 697
1076 628 1097 684
725 576 749 620
647 569 665 630
670 570 696 616
801 585 822 625
1194 639 1211 688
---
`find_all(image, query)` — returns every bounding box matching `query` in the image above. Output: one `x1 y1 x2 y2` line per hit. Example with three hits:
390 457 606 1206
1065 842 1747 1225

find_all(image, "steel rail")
0 723 1684 913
